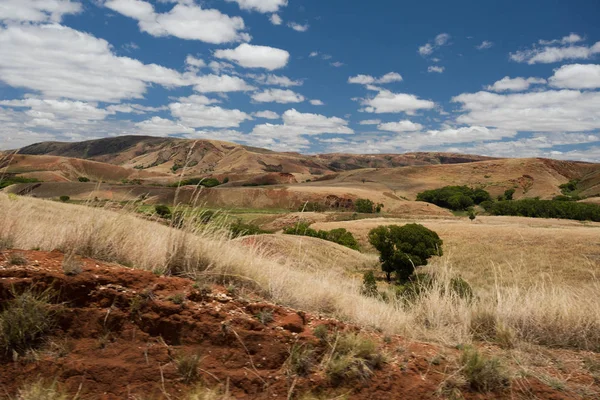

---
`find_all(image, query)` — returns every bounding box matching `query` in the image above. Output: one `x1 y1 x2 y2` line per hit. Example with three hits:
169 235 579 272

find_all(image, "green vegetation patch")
283 222 359 250
417 186 491 211
0 176 40 190
482 199 600 222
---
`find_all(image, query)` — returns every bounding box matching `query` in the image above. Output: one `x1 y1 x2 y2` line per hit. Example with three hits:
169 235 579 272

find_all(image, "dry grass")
1 194 600 352
15 379 70 400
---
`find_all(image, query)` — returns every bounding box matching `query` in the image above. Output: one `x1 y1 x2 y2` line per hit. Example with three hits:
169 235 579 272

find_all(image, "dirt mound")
0 250 574 399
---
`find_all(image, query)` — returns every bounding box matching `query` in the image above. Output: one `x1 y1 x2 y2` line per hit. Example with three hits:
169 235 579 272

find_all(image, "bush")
59 196 70 203
0 176 40 190
560 179 579 194
481 199 600 222
287 344 315 376
324 332 385 385
222 177 229 184
460 347 509 392
368 224 443 282
355 198 375 213
394 273 474 302
0 289 58 356
416 186 490 211
16 379 68 400
154 204 172 218
503 188 515 201
176 353 202 383
360 271 378 297
284 223 359 250
77 177 90 182
229 220 268 238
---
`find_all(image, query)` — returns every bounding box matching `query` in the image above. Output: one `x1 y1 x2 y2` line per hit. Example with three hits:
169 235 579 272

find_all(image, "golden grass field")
2 192 599 353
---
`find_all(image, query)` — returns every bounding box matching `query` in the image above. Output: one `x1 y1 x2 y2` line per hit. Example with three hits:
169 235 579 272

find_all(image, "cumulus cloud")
510 34 600 64
486 76 546 92
0 0 81 23
348 72 402 85
136 116 195 135
225 0 288 13
248 74 302 87
476 40 493 50
453 90 600 132
214 43 290 70
288 22 309 32
191 74 255 93
359 119 381 125
310 99 325 106
418 33 451 56
169 102 252 128
427 66 445 73
269 14 282 25
251 89 305 103
360 90 435 114
0 24 186 102
104 0 250 44
549 64 600 89
378 120 423 132
0 98 112 127
253 110 279 119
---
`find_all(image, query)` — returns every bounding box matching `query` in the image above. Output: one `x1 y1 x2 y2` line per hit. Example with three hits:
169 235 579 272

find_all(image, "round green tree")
368 224 443 282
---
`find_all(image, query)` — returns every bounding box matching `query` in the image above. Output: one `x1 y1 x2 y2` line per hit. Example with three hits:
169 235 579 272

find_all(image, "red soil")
0 250 587 399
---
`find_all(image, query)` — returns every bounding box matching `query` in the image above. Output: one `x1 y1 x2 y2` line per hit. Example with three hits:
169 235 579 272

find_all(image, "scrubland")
2 193 599 355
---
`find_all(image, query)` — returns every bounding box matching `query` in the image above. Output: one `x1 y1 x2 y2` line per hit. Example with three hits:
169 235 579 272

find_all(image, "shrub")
287 344 315 376
395 274 472 303
255 308 274 325
176 353 202 384
368 224 443 282
0 176 40 190
154 204 172 218
481 199 600 222
324 332 386 385
59 196 70 203
560 179 579 194
0 289 58 356
16 378 68 400
416 186 490 211
284 223 359 251
360 271 379 297
355 198 375 213
460 347 509 392
77 177 90 182
62 252 83 276
222 177 229 184
229 220 268 238
9 252 28 266
468 210 476 221
503 188 515 201
168 293 186 305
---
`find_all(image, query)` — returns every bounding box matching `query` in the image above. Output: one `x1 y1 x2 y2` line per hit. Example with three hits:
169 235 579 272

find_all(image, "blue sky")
1 0 600 160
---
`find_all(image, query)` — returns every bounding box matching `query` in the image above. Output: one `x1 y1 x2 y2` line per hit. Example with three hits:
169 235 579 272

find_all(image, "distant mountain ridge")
18 135 497 177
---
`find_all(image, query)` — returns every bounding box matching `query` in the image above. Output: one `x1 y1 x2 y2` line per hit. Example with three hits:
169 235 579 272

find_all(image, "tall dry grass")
1 193 599 351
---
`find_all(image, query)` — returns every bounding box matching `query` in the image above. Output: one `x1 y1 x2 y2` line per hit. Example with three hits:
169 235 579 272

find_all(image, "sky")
1 0 600 161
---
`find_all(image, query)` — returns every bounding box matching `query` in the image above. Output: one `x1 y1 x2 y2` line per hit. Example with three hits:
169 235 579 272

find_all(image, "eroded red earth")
0 250 594 399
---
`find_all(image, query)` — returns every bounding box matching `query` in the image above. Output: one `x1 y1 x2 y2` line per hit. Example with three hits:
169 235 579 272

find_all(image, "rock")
279 313 304 333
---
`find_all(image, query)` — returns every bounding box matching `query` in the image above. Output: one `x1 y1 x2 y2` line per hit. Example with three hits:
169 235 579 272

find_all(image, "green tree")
468 209 476 221
368 224 443 282
503 188 515 201
77 177 90 182
154 204 171 218
59 195 70 202
355 198 375 213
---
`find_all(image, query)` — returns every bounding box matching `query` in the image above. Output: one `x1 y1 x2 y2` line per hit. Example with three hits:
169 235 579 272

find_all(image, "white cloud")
0 98 112 126
185 55 206 70
476 40 493 50
136 116 195 135
0 24 187 102
191 74 255 93
453 89 600 132
418 33 451 57
486 76 546 92
418 43 433 56
251 89 305 103
378 120 423 132
249 74 302 87
358 119 381 125
427 66 445 73
539 33 584 46
253 110 279 119
169 102 252 128
174 95 221 105
288 22 309 32
106 103 167 114
250 109 354 148
549 64 600 89
214 43 290 70
331 62 344 68
269 14 282 25
348 72 402 86
225 0 288 13
309 51 319 57
0 0 81 23
510 35 600 64
360 90 435 114
104 0 250 44
435 33 450 46
310 99 324 106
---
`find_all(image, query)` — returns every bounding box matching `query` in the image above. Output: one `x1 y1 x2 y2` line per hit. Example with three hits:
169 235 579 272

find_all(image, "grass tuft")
8 252 28 266
62 252 83 276
176 353 202 384
460 346 509 392
16 378 69 400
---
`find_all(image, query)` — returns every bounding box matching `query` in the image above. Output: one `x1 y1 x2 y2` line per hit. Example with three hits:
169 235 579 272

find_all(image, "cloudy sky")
1 0 600 160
